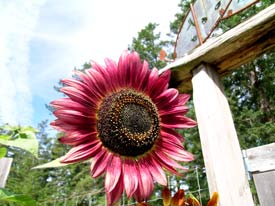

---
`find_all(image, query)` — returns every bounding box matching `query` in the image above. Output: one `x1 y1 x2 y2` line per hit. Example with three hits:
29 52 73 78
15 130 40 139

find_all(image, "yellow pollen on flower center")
97 89 160 157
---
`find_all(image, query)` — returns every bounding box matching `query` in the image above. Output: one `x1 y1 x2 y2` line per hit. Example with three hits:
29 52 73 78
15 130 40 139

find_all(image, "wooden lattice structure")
160 4 275 206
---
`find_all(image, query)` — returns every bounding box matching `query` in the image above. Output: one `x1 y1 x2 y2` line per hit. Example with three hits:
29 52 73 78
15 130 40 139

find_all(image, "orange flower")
186 194 200 206
162 187 185 206
207 192 219 206
138 188 218 206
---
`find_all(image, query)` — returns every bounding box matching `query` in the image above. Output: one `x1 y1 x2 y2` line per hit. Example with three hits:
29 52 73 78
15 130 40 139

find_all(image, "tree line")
2 0 274 205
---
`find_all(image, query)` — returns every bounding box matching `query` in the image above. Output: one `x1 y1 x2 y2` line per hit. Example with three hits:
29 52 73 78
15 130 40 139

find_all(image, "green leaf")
0 188 36 206
0 147 7 158
19 133 28 139
32 156 90 169
0 134 38 158
0 135 10 140
32 156 72 169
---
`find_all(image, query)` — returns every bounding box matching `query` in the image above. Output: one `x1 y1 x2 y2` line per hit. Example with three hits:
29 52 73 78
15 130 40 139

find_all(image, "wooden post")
0 157 13 188
192 64 254 206
244 143 275 205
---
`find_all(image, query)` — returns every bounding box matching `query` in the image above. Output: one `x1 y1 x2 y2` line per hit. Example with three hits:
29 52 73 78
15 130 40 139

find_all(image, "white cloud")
0 0 46 125
1 0 180 126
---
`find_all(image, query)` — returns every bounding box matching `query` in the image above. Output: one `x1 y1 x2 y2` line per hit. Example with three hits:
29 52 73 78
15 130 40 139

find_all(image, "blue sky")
0 0 180 128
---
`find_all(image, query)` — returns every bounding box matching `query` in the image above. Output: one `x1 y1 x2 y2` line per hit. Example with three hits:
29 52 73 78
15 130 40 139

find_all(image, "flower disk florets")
97 89 160 157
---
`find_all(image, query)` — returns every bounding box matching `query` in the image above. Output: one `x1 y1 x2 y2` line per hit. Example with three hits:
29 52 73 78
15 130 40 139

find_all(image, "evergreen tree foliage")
4 121 106 206
2 1 274 205
129 0 274 205
129 23 168 69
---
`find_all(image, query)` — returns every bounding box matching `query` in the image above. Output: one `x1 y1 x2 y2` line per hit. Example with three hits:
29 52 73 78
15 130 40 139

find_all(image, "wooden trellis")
160 4 275 206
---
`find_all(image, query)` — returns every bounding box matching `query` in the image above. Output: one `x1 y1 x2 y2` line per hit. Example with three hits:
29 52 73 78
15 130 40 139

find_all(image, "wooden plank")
245 143 275 172
160 4 275 93
252 170 275 206
0 158 13 188
192 64 254 206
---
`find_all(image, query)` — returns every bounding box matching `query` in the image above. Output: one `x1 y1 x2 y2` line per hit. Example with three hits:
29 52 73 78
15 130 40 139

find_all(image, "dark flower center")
97 89 160 157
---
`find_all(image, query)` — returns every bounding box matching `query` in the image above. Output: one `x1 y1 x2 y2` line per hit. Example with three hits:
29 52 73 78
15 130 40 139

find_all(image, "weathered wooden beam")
192 64 254 206
245 143 275 173
160 4 275 92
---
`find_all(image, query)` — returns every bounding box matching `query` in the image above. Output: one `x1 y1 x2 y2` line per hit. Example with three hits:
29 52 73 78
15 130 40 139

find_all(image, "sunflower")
51 51 196 205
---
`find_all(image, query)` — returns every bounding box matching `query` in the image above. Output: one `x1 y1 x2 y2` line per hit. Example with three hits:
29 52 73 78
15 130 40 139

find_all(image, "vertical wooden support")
191 64 254 206
0 157 13 188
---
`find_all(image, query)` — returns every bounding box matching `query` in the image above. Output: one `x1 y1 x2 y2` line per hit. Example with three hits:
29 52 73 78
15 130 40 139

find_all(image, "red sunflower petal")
146 68 159 94
177 93 190 105
60 86 98 107
92 60 119 91
161 115 197 129
90 149 112 178
106 173 124 206
104 58 120 90
128 52 143 88
105 155 122 192
160 128 184 144
137 60 150 91
148 69 170 99
61 78 93 95
133 163 154 202
50 98 95 112
161 127 185 142
123 158 139 198
85 69 109 97
147 156 167 186
52 118 95 132
158 139 194 162
147 69 168 98
53 109 96 125
153 150 185 176
74 71 103 100
61 140 101 163
157 93 190 112
155 88 179 106
50 119 92 132
154 89 183 111
117 51 130 87
159 105 188 116
59 131 97 146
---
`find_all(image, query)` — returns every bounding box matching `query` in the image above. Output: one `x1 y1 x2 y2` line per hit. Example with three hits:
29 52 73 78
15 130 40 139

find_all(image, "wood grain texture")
245 143 275 172
253 171 275 206
160 4 275 93
192 64 254 206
